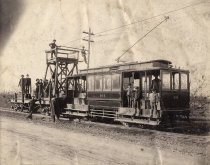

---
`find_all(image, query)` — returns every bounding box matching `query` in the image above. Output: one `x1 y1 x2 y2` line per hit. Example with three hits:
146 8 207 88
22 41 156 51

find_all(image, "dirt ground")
0 111 210 165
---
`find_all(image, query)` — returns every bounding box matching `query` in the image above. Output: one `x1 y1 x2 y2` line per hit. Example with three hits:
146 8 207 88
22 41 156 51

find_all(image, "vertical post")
82 28 94 69
46 52 48 64
87 27 91 69
55 49 59 98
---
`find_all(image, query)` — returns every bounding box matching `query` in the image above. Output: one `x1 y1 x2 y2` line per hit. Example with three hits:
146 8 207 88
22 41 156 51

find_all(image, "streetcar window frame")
180 72 189 91
111 73 121 91
161 70 171 90
95 74 103 91
87 75 95 91
171 71 180 91
103 74 112 91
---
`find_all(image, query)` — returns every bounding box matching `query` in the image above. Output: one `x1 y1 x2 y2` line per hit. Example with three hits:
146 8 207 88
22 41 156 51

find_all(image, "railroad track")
0 107 209 134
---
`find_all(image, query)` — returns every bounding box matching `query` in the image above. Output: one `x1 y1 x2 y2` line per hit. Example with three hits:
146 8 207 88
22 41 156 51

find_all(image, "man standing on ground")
26 96 37 119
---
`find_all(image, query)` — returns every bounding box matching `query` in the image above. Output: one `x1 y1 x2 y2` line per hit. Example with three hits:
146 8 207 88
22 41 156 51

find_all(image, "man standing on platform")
49 39 58 58
25 74 31 95
18 75 25 102
150 75 161 93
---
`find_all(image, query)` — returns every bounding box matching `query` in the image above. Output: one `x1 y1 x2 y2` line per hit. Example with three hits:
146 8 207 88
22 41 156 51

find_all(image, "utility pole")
82 28 94 69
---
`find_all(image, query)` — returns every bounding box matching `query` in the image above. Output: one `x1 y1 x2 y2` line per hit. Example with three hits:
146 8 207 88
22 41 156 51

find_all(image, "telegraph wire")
94 1 209 35
60 1 209 46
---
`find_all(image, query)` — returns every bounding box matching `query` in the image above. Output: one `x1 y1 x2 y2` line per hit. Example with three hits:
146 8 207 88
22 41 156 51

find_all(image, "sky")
0 0 210 94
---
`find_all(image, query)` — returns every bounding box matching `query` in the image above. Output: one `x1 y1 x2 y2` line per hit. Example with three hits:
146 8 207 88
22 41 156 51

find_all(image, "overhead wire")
57 1 209 48
116 16 169 62
93 18 162 39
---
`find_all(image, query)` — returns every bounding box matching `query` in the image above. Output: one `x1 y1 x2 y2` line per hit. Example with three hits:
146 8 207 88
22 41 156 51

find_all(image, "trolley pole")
82 28 94 69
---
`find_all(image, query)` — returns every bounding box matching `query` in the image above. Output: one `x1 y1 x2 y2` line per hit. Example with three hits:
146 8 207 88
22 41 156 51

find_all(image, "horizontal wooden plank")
115 118 159 125
91 114 115 119
62 112 88 117
64 108 88 112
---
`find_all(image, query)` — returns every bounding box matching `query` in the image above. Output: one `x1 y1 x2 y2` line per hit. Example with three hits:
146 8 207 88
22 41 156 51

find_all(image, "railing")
45 46 80 61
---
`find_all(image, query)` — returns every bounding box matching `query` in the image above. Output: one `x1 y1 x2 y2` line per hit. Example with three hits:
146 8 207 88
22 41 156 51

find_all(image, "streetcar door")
122 72 134 107
66 77 75 104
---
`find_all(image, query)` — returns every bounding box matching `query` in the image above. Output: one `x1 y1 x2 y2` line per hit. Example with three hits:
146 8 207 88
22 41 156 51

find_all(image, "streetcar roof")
67 59 189 78
82 59 172 71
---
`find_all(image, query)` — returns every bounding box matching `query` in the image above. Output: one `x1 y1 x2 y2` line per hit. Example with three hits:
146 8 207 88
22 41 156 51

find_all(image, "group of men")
18 74 32 97
35 79 50 99
126 75 161 119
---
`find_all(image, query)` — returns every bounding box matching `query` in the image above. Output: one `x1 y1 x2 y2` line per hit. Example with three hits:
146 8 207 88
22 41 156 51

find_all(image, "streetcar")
64 59 190 125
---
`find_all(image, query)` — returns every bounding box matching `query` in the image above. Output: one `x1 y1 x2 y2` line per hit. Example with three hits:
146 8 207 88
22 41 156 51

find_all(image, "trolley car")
64 60 190 125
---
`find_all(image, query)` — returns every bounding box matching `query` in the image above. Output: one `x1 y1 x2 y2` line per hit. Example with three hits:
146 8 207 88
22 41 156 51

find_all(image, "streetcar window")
162 71 170 90
103 74 111 91
87 75 95 91
123 77 130 90
134 79 140 88
95 75 102 91
112 74 121 91
181 73 188 90
172 72 179 90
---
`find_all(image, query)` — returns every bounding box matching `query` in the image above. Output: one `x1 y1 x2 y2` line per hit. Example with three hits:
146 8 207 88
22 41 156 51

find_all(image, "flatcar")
64 59 190 125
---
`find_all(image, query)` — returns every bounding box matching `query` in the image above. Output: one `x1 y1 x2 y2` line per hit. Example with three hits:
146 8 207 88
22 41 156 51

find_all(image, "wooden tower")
44 46 80 97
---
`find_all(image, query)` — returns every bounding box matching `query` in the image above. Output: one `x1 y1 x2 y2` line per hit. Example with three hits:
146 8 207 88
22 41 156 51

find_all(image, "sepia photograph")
0 0 210 164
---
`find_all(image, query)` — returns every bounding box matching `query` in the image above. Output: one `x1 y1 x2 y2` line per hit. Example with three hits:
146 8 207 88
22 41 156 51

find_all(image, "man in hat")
25 74 31 95
18 75 25 102
49 39 58 58
81 46 87 64
18 75 25 92
150 74 161 93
